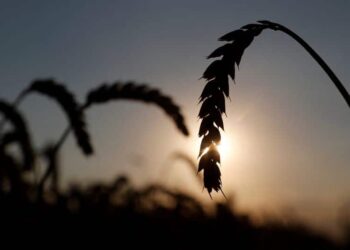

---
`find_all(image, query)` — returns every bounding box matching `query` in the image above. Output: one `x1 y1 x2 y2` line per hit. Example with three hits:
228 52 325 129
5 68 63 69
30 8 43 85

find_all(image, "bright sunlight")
216 133 235 163
196 132 236 163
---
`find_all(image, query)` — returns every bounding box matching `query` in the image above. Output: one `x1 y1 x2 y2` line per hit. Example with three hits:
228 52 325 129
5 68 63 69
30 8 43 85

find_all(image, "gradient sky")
0 0 349 236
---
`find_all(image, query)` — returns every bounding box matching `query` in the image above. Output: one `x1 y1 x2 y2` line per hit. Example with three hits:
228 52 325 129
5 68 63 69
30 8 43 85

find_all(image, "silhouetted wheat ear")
84 81 189 136
22 79 93 155
0 99 34 170
198 23 265 195
198 20 349 195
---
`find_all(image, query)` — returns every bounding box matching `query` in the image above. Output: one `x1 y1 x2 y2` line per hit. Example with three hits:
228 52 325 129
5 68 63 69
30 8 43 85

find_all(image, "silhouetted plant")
0 99 34 170
38 143 60 195
54 81 189 157
0 79 189 198
0 146 23 195
198 20 350 195
18 79 93 155
38 81 189 196
84 81 189 136
52 81 188 196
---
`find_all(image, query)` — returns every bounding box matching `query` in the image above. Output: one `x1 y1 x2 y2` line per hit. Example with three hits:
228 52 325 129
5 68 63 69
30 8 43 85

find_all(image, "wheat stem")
37 115 75 198
37 82 189 196
269 22 350 108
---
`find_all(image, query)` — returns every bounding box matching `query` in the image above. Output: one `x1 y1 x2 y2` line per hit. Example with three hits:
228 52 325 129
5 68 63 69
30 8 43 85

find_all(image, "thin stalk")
36 125 70 197
37 104 88 197
271 22 350 108
52 104 89 155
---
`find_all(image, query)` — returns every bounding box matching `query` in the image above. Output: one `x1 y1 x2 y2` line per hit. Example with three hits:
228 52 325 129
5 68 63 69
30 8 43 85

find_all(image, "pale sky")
0 0 349 237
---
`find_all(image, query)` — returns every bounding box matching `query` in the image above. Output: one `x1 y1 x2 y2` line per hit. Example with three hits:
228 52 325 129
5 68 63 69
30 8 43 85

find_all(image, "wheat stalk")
15 79 93 198
57 81 189 158
257 20 350 107
36 81 189 196
198 20 349 195
0 99 35 170
37 143 60 196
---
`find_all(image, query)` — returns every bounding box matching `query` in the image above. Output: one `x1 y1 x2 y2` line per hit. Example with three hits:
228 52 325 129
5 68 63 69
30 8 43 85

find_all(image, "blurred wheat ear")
20 79 93 155
0 99 35 170
198 20 350 196
49 81 189 176
84 81 189 136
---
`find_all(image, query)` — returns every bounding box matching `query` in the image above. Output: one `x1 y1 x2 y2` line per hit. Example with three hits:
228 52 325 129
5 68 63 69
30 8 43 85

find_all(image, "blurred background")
0 0 349 241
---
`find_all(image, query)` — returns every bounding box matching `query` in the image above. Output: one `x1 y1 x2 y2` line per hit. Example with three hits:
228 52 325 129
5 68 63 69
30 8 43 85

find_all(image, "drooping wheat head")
0 99 35 170
21 79 93 155
85 81 189 136
198 20 349 195
198 23 265 195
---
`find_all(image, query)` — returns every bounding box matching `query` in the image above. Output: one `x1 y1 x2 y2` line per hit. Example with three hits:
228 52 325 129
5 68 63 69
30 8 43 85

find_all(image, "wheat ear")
0 99 35 170
84 81 189 136
20 79 93 155
198 21 349 195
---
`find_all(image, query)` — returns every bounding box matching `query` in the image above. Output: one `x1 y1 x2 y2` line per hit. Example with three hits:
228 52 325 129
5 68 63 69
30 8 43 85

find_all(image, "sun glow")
196 130 237 164
216 134 235 162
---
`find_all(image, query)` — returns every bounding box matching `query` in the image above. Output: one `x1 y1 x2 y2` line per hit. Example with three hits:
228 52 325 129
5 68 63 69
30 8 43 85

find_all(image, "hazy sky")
0 0 349 236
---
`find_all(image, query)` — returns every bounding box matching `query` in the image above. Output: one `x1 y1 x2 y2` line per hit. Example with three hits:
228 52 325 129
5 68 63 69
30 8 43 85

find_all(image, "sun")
195 131 236 163
216 133 234 162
